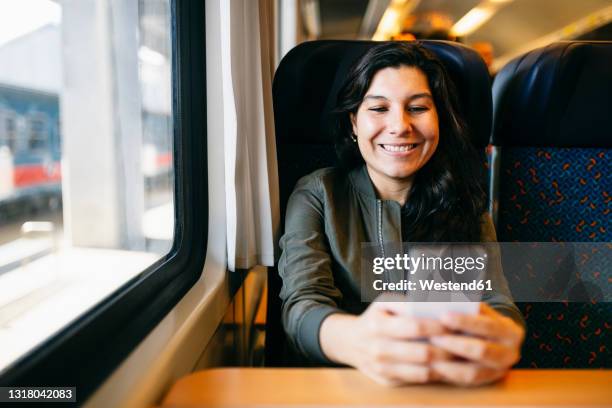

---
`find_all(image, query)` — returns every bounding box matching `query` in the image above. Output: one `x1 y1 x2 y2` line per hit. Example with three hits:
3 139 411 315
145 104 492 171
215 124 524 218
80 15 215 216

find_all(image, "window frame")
0 0 208 402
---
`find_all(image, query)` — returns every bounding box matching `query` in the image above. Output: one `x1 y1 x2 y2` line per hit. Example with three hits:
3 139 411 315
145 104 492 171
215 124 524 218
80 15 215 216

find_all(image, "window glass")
0 0 174 372
28 113 48 151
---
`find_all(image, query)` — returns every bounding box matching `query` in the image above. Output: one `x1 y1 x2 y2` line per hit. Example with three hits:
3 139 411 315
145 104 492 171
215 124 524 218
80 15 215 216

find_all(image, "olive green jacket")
278 164 524 363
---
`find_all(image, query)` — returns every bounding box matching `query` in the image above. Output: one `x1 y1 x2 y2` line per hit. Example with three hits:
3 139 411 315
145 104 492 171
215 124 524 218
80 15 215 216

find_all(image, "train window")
27 114 47 151
0 0 206 398
0 112 13 151
0 111 18 153
0 0 173 369
6 116 17 152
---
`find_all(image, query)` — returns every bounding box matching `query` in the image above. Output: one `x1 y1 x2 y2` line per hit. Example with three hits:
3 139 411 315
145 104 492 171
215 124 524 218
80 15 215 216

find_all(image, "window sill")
0 246 159 373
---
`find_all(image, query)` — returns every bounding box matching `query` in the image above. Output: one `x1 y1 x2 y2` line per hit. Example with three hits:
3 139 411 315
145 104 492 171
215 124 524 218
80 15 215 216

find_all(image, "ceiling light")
451 6 494 37
372 0 420 41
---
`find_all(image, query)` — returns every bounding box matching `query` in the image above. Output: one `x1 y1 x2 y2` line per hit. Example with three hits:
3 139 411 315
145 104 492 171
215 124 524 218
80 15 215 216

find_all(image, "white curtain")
219 0 280 271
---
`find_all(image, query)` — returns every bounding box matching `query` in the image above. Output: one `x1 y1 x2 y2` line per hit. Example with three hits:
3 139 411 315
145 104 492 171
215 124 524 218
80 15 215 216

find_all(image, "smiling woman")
277 41 525 387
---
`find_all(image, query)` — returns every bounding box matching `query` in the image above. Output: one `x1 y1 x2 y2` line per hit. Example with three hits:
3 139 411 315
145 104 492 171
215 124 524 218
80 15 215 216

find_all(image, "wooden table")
160 368 612 407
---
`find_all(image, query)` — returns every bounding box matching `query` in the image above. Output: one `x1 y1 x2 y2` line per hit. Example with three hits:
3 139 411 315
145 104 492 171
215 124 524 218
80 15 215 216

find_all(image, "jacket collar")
348 164 377 199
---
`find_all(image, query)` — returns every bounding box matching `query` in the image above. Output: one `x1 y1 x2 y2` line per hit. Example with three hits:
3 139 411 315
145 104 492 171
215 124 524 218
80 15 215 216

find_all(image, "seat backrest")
491 41 611 367
266 40 493 365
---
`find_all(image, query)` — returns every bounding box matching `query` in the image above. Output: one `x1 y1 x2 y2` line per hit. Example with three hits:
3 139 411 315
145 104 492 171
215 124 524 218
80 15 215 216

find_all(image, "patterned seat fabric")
492 42 612 368
498 148 609 243
498 147 610 367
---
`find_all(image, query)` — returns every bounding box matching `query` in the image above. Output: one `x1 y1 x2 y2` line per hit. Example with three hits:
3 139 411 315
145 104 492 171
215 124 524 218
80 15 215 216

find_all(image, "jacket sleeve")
480 213 526 329
278 175 344 363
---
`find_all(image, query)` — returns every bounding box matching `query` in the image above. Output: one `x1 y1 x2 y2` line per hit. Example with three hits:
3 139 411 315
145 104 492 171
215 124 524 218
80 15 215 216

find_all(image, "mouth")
379 143 420 153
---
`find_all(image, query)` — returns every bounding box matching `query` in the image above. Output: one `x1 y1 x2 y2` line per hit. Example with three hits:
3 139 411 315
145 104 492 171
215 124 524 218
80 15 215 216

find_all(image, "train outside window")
0 0 175 374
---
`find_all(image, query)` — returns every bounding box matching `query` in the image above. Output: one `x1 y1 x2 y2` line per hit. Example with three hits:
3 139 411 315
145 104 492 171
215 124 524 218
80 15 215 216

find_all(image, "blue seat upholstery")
491 41 611 368
267 40 492 365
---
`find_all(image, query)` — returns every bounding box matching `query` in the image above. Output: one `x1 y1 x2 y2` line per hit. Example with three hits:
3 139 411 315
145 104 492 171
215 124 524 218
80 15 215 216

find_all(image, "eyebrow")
363 93 433 102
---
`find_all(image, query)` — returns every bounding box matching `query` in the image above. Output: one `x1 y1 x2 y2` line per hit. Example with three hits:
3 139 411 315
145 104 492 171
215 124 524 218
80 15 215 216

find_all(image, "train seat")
491 41 612 367
267 40 493 365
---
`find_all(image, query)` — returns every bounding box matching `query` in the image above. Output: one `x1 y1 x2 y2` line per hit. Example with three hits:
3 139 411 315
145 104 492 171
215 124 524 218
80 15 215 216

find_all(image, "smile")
380 143 419 152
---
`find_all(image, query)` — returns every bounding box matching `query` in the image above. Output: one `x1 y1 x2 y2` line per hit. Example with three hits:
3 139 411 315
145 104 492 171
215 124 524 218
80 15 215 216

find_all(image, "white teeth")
381 144 416 152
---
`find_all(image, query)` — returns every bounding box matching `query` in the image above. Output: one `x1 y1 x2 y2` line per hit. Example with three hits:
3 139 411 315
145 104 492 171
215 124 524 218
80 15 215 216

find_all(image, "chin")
383 168 417 180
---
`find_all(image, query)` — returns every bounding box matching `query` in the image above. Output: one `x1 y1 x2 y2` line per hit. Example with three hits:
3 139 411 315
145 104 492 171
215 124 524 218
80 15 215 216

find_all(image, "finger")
479 303 500 317
372 340 453 364
372 299 429 318
430 335 520 368
361 369 403 387
431 361 506 386
481 304 526 344
374 315 448 340
367 362 433 385
440 313 522 345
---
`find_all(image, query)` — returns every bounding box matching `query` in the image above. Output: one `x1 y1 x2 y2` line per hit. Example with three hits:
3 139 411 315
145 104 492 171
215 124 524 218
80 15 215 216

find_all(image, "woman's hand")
430 303 525 386
320 300 452 386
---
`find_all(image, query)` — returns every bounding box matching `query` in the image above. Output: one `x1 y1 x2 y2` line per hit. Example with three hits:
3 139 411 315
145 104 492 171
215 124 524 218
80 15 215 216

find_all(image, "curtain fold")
221 0 279 271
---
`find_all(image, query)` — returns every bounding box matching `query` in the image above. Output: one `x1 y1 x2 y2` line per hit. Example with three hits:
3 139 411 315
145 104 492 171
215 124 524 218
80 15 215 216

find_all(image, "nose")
388 108 412 136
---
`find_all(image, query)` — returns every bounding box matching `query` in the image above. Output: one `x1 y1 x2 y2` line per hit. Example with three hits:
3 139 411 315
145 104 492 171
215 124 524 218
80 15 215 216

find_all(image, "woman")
278 42 525 386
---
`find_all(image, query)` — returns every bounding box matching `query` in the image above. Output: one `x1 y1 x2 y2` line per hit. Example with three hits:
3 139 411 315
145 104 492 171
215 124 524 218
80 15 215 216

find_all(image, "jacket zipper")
376 199 388 283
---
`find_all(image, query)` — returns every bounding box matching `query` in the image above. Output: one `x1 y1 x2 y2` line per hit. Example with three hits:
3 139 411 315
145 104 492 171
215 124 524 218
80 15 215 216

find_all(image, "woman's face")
351 66 439 185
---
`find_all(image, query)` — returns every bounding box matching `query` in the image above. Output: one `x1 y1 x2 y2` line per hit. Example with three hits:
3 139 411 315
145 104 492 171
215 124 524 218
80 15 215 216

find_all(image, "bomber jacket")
278 164 525 364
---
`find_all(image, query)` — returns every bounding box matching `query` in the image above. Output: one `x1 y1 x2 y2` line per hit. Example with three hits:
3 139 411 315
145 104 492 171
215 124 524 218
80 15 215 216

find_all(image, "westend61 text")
372 279 493 292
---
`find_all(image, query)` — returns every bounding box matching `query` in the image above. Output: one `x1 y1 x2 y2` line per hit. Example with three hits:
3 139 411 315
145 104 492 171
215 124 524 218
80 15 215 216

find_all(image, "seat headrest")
492 41 612 148
273 40 492 149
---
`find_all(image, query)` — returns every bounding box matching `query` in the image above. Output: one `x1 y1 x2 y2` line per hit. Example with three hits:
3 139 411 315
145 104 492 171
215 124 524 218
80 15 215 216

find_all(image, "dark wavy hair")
334 42 487 242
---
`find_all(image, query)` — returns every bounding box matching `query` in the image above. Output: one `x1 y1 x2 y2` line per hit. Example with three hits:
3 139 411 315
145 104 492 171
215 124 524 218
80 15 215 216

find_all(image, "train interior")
0 0 610 406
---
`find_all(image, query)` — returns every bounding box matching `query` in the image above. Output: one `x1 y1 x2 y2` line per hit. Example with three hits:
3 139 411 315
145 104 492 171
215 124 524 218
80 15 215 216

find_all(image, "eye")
368 106 388 113
407 106 429 113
